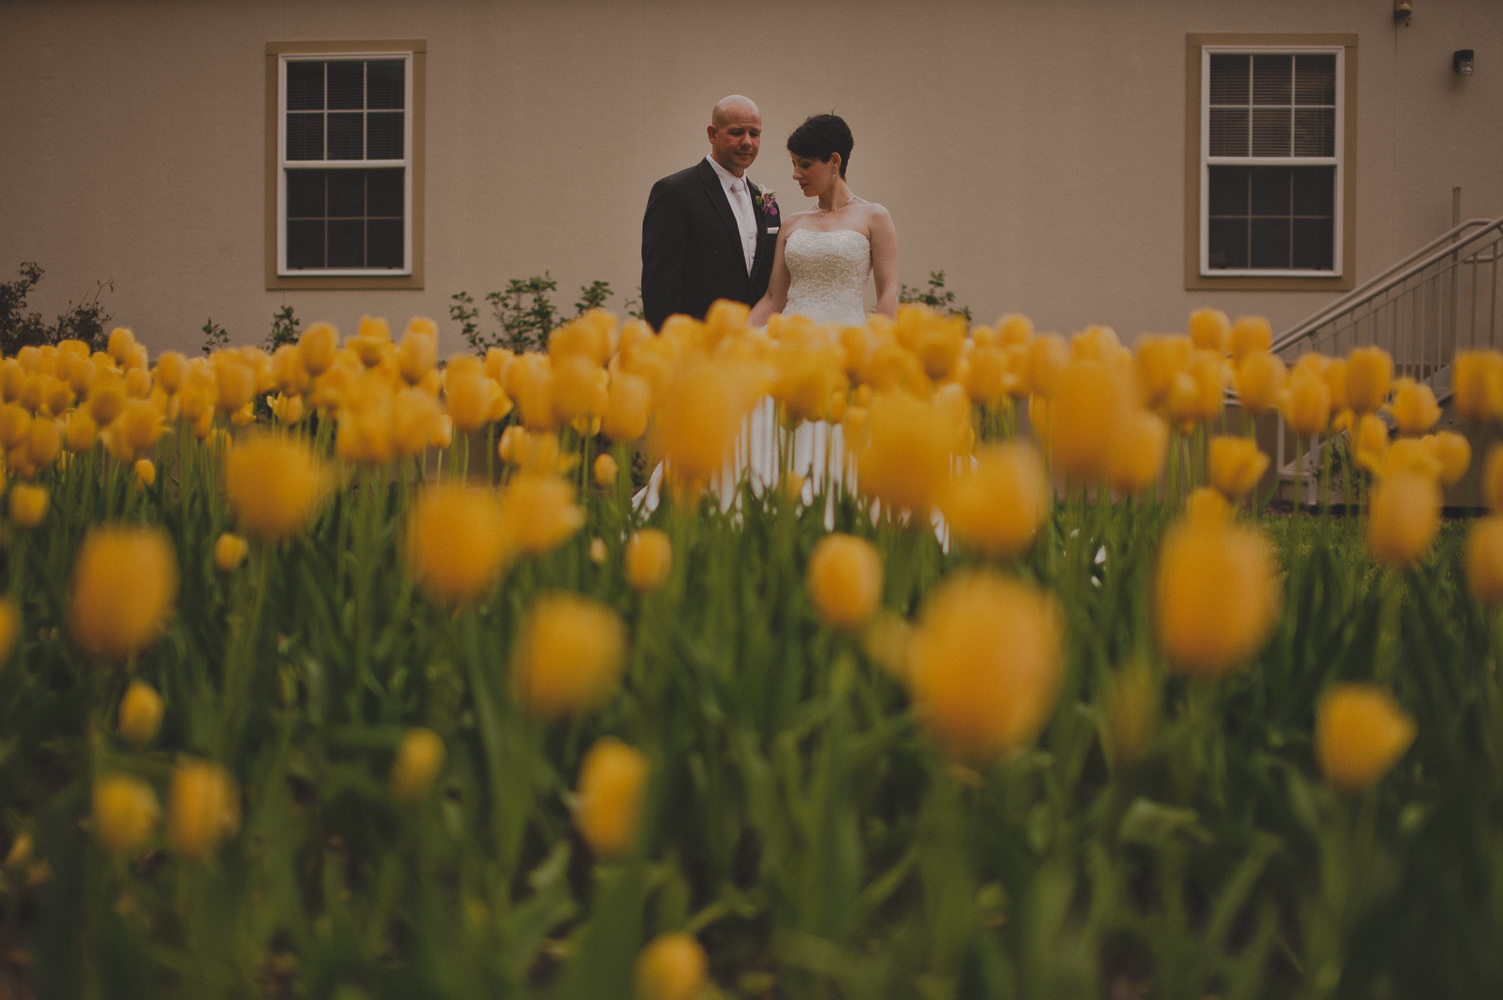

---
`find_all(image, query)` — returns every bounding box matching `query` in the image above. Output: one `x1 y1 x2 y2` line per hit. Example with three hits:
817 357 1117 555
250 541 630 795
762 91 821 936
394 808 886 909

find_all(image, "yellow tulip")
9 483 47 528
907 571 1063 761
0 598 18 669
93 775 159 858
1453 350 1503 423
298 322 339 376
68 525 178 660
1049 359 1128 481
636 933 708 1000
154 351 187 394
500 472 585 556
1379 438 1442 481
1423 430 1471 487
1466 516 1503 605
214 532 248 573
395 330 437 385
133 458 155 490
941 442 1050 556
118 680 164 747
1024 333 1068 397
806 533 884 630
106 327 136 364
224 433 329 542
390 728 445 804
1228 315 1272 364
1316 684 1416 792
855 391 955 516
1133 334 1191 409
26 417 60 471
404 485 511 606
1367 472 1440 568
1105 409 1169 495
603 372 652 443
168 758 239 861
655 359 745 490
551 354 609 427
1353 413 1390 475
1281 370 1332 437
574 736 650 860
594 452 619 487
624 529 673 593
1344 346 1393 414
1156 518 1277 679
964 344 1009 408
511 592 627 720
1389 377 1441 436
1188 308 1231 353
1208 436 1269 500
1233 351 1286 414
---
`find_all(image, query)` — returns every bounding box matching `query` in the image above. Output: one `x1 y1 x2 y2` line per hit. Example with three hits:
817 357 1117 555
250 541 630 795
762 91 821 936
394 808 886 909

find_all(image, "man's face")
707 107 762 176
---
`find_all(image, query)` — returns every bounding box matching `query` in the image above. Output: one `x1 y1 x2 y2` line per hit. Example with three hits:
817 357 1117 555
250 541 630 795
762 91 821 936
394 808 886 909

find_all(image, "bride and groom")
640 95 898 333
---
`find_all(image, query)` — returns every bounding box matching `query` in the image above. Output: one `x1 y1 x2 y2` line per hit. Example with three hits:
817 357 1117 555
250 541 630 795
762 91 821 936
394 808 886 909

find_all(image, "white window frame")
1199 45 1344 279
276 50 414 277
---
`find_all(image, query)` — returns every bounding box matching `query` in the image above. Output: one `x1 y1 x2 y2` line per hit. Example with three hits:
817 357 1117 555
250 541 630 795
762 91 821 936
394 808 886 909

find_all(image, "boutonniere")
755 189 778 215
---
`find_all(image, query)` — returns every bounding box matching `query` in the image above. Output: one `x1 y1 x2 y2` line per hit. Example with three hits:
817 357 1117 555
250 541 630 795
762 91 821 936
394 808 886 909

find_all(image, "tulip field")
1 304 1503 999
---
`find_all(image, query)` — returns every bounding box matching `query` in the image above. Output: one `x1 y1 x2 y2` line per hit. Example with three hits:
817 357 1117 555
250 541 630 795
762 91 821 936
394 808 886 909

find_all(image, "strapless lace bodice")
783 229 871 326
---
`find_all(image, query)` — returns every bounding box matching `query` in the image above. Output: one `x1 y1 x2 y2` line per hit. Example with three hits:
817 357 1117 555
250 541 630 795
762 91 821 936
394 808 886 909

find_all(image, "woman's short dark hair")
787 114 853 178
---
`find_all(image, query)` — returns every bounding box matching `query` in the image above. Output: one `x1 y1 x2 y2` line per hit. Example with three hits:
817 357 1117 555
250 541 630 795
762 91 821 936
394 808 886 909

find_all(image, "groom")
641 95 781 330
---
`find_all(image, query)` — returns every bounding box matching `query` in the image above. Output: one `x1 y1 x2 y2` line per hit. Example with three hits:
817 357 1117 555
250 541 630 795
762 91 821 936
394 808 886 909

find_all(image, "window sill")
1185 271 1354 292
266 271 423 291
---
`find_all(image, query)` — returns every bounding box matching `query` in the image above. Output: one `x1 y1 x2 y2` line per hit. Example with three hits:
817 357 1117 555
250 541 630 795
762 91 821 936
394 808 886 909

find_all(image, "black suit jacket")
641 158 781 330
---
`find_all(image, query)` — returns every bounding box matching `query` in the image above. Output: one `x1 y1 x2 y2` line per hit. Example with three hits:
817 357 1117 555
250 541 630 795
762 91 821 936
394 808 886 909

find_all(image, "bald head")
706 96 762 176
712 95 760 127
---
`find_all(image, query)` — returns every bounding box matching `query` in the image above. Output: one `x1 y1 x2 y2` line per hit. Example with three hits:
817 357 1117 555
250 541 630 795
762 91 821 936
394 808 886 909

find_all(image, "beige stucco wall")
1 0 1499 356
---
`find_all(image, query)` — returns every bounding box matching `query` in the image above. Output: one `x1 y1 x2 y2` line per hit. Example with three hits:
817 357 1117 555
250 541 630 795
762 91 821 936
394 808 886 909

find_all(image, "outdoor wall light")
1453 50 1475 76
1394 1 1412 26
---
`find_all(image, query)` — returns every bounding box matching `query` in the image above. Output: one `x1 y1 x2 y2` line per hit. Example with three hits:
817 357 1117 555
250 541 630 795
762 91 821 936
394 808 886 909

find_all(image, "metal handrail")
1271 215 1503 355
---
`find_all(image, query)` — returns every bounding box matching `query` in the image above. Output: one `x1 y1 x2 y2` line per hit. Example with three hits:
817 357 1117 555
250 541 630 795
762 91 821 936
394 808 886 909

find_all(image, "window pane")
1208 166 1248 215
367 169 404 217
286 170 325 218
1293 107 1335 157
367 112 403 159
368 219 404 268
328 171 365 217
328 220 365 268
287 220 325 269
1209 108 1248 156
1251 168 1291 216
286 112 323 161
1295 54 1337 105
1293 218 1335 270
1209 54 1249 105
1250 218 1292 268
1252 54 1292 105
1208 218 1249 269
327 113 364 160
328 61 364 110
1292 166 1336 216
1251 108 1291 157
287 61 324 111
367 60 404 109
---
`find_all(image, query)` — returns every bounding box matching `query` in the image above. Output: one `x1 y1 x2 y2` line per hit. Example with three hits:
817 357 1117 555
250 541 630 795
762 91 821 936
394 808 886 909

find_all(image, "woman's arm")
747 223 795 327
867 206 899 319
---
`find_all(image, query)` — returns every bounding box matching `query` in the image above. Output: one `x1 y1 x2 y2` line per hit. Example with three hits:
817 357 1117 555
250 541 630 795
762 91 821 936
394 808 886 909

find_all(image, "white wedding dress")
782 228 871 326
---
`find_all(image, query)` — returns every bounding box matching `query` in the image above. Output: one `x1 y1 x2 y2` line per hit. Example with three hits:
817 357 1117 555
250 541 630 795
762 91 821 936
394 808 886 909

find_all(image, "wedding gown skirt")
640 229 871 522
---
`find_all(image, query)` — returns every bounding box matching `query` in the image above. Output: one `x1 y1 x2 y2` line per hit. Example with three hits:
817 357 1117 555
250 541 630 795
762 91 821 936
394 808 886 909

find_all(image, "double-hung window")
266 41 425 289
1185 34 1356 291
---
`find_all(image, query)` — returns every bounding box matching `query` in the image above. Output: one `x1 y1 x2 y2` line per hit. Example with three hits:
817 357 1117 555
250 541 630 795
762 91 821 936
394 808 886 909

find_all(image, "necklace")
816 193 858 215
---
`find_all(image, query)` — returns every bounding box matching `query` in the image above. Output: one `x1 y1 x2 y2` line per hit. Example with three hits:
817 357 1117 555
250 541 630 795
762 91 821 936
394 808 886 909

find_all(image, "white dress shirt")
706 154 757 275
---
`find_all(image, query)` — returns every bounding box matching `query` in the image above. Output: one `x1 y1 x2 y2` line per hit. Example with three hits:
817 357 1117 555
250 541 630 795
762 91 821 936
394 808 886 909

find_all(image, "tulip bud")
298 322 339 376
941 442 1050 556
9 483 47 529
1208 436 1270 500
1466 516 1503 605
1367 472 1440 568
1344 346 1393 414
118 680 164 747
512 592 627 720
1133 335 1192 409
1188 308 1231 353
624 529 673 594
1424 431 1471 487
404 485 511 606
1316 684 1416 791
589 537 608 564
1453 350 1503 423
501 472 585 556
593 452 619 488
1281 370 1332 438
1390 377 1441 436
214 532 249 573
1049 359 1129 482
224 433 329 542
806 533 884 631
133 458 155 490
69 526 179 661
908 571 1063 761
93 775 159 858
636 932 708 1000
390 727 445 804
168 758 240 860
1233 352 1285 414
1228 316 1272 364
574 736 649 860
1156 518 1278 679
603 373 652 443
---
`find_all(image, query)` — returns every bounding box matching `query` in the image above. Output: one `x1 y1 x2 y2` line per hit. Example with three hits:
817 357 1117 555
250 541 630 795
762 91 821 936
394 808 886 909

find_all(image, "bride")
747 114 898 327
